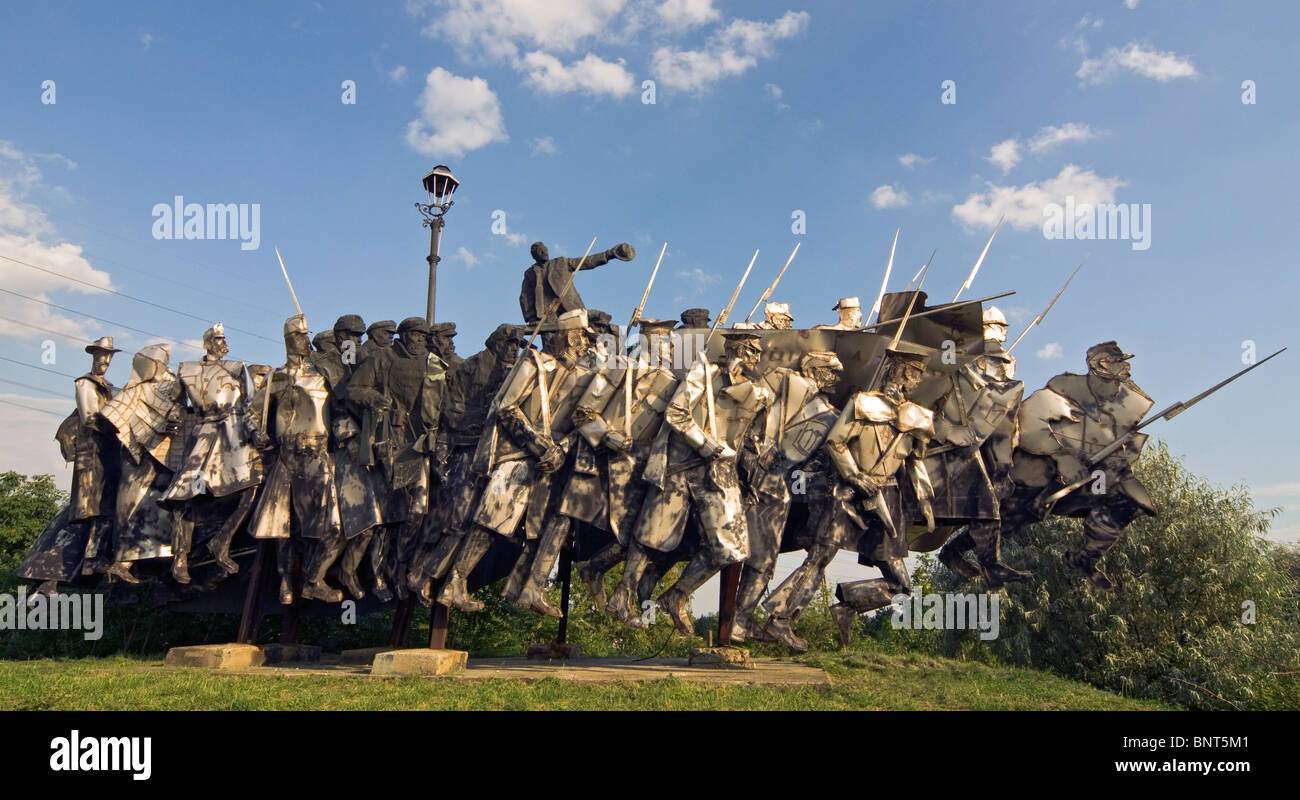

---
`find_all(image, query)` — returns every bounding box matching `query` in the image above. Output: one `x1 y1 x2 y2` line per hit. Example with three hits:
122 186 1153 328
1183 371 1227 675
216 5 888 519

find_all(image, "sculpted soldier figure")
1006 341 1156 590
99 344 183 582
762 343 936 650
429 322 462 372
359 319 397 363
934 306 1030 585
249 314 346 603
347 316 447 600
616 331 774 635
520 241 636 324
161 323 266 583
406 323 525 603
572 319 681 614
678 308 710 329
312 331 338 357
70 336 122 577
814 297 863 330
312 314 382 599
437 309 596 615
731 350 844 643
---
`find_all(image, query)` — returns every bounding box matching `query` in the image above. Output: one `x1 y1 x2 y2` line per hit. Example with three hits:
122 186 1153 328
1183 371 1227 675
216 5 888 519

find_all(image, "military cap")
312 331 335 351
334 314 366 334
801 350 844 373
283 314 309 336
587 309 614 334
368 319 398 336
983 306 1008 327
398 317 431 335
429 322 457 337
637 318 677 334
722 331 762 345
85 336 122 355
539 308 591 333
679 308 711 327
765 302 791 318
832 297 861 311
885 339 935 364
485 322 525 349
1087 341 1133 363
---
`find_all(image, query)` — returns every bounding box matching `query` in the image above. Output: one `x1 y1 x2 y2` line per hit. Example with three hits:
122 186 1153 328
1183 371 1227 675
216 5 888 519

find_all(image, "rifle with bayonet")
1040 347 1288 511
743 243 800 324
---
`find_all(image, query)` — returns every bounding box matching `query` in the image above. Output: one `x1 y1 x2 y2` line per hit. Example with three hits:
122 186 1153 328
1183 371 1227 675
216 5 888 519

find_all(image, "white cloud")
764 82 789 109
650 10 809 94
0 142 111 343
656 0 720 30
951 164 1127 231
388 65 408 83
519 51 636 97
870 184 910 209
452 245 479 269
139 31 155 49
505 232 528 246
1028 122 1102 153
1124 0 1140 9
1077 42 1197 86
428 0 629 60
985 138 1022 174
1075 14 1103 29
672 267 721 304
405 68 508 158
898 153 934 169
1036 342 1064 359
528 136 559 156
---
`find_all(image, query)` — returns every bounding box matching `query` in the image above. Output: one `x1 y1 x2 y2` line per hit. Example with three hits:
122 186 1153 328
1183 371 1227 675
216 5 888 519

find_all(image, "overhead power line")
0 354 81 380
0 397 66 418
0 251 277 343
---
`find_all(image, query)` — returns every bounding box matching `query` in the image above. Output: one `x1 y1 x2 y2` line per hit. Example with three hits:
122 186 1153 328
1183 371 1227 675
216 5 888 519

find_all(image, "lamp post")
410 165 459 652
416 164 459 324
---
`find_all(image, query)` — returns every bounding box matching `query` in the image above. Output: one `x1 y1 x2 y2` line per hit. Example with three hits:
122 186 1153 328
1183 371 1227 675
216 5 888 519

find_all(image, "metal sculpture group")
19 236 1285 652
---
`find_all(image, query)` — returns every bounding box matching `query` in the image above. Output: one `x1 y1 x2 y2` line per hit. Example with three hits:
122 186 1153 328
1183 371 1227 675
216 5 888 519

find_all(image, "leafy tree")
932 442 1300 709
0 472 66 571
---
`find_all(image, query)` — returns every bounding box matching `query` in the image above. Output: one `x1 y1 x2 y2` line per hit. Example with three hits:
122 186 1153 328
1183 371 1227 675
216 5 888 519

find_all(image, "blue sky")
2 0 1297 595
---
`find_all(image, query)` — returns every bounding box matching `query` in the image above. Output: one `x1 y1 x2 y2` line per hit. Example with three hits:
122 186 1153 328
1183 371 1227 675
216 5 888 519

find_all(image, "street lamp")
416 164 460 324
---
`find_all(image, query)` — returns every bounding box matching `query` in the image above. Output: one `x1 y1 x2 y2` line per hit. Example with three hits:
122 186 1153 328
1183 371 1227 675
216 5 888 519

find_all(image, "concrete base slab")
164 643 265 669
370 648 468 677
339 646 393 666
689 646 753 670
526 642 583 660
262 644 320 664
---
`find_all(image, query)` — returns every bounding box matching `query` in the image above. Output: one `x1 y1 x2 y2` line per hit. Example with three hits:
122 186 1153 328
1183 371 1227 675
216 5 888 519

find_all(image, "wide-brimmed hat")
85 336 122 355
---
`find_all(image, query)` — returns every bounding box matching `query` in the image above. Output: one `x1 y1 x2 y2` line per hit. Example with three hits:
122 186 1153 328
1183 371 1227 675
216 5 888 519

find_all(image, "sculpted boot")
761 616 807 653
830 604 856 649
107 561 140 584
656 589 694 636
938 531 982 581
301 581 343 603
1063 550 1114 592
207 487 254 574
967 523 1031 587
170 518 194 585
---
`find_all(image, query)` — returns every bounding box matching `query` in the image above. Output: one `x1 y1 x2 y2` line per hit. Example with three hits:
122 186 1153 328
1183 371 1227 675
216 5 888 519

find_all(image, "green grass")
0 650 1174 710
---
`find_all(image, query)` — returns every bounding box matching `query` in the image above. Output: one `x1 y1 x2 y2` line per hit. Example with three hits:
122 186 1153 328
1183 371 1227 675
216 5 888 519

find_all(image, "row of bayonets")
270 224 1284 465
